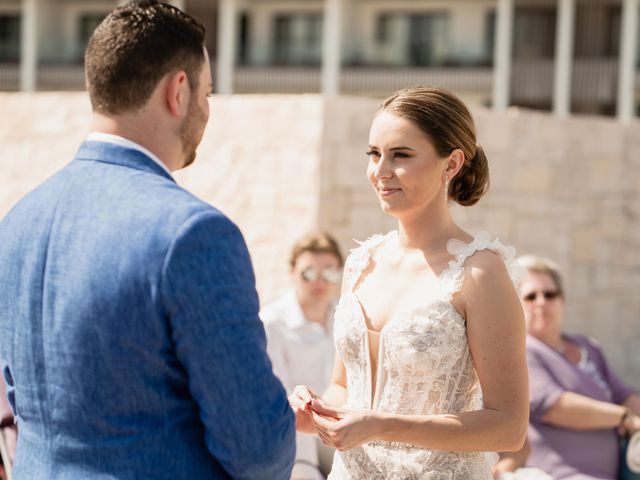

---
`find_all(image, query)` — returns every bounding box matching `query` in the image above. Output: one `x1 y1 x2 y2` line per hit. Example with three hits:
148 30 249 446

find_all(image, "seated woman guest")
517 255 640 479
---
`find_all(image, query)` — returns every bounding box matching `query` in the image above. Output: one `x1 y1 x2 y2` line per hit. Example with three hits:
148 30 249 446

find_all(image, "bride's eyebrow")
389 146 415 151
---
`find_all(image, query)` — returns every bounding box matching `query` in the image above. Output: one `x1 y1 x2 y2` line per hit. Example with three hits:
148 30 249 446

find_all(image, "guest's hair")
516 255 565 298
85 0 206 115
379 87 489 207
289 232 344 269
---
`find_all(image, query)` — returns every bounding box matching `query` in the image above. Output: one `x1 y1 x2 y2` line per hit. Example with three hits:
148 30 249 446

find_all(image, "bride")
289 87 529 479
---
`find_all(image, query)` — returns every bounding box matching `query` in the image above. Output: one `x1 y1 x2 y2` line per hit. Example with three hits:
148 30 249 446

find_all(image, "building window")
513 7 556 59
485 10 496 65
0 15 20 62
78 14 107 61
376 13 392 44
273 13 322 65
407 12 450 66
238 13 250 65
574 2 621 58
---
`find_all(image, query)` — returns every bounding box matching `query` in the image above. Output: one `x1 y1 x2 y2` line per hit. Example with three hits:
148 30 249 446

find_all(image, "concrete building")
0 0 638 119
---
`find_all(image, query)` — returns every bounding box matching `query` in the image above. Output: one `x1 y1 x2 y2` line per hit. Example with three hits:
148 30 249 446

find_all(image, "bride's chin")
379 201 401 215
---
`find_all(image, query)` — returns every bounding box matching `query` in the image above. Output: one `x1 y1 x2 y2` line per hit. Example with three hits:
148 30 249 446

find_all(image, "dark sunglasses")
522 290 561 302
300 266 341 284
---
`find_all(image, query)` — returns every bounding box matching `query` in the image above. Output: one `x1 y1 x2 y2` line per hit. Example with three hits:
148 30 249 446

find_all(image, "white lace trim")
441 230 523 300
346 230 523 301
344 231 395 291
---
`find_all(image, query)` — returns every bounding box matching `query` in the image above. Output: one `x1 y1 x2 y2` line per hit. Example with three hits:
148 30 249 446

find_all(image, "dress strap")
343 231 396 292
438 231 523 300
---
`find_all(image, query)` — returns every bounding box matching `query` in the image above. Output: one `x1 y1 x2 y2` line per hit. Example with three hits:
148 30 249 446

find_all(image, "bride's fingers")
317 431 333 447
310 398 341 419
311 410 339 431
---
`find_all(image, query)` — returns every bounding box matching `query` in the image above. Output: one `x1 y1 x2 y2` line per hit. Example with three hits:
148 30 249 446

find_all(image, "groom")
0 2 295 479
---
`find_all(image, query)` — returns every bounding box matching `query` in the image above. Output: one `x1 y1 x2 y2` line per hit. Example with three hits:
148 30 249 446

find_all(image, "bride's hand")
288 385 321 434
310 398 375 451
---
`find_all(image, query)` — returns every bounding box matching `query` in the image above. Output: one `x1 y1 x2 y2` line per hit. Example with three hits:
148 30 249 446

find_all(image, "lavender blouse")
526 333 636 479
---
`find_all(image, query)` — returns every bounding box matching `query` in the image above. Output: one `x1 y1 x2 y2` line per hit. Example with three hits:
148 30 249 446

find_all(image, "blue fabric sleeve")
161 209 295 480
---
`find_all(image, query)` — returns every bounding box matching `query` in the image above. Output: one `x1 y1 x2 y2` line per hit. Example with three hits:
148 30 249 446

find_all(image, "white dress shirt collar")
281 289 334 334
87 132 173 178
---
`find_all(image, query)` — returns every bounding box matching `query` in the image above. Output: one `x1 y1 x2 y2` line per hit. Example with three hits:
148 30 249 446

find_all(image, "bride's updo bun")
379 87 490 207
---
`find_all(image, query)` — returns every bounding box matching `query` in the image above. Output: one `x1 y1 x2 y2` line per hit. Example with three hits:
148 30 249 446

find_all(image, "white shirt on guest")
261 289 335 480
87 132 173 178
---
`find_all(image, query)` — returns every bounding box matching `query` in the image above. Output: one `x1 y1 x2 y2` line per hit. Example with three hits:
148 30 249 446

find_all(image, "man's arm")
161 210 295 480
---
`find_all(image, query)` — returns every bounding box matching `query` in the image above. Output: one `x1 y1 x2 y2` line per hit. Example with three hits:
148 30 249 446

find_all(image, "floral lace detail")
330 231 515 480
440 230 523 301
342 232 390 292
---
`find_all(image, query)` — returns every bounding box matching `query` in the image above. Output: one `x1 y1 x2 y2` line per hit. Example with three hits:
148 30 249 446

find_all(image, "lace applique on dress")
330 231 517 480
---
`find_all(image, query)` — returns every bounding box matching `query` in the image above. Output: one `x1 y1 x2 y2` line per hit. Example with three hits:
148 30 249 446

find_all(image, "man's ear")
446 148 466 179
165 70 189 118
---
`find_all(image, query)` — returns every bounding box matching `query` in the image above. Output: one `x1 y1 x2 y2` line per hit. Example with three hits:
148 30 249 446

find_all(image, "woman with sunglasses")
514 255 640 479
289 87 529 479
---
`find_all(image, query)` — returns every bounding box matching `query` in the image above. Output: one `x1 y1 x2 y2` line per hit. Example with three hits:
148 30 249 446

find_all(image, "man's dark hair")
85 1 206 115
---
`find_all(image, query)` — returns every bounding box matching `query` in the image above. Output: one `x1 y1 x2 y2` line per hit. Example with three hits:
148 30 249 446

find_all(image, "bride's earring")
444 175 449 201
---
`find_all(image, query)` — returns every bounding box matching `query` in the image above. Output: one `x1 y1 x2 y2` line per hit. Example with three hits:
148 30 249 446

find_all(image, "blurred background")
1 0 639 118
0 0 639 386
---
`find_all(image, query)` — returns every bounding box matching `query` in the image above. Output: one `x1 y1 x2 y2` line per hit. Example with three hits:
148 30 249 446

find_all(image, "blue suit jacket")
0 141 295 479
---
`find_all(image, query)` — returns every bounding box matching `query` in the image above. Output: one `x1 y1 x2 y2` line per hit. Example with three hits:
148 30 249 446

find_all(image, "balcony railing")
0 63 86 91
1 60 637 115
233 65 494 99
511 57 622 112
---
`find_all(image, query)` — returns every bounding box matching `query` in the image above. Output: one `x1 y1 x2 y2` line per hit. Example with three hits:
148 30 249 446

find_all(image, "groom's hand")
289 385 320 434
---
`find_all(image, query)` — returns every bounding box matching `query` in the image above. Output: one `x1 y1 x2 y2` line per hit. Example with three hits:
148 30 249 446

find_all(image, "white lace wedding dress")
328 230 520 480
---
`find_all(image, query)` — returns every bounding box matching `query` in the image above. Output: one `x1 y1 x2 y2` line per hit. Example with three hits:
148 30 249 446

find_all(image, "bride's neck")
396 204 464 254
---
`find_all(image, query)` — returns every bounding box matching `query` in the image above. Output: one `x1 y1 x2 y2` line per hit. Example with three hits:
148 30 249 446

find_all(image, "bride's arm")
322 353 348 407
312 251 529 453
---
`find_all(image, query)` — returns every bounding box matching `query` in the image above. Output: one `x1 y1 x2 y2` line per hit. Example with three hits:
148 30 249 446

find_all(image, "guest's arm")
542 391 630 430
624 393 640 416
162 211 295 480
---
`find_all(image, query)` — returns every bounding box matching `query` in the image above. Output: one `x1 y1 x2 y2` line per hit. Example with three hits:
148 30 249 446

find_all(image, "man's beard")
179 93 207 169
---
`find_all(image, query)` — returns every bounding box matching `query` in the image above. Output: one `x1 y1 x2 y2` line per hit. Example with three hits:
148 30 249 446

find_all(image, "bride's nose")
373 155 393 179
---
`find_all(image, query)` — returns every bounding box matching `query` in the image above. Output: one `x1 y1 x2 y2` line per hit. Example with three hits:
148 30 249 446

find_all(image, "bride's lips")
379 187 401 197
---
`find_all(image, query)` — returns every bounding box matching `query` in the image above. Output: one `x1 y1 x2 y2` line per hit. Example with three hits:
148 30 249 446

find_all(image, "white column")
553 0 576 117
617 0 639 122
216 0 237 94
322 0 342 96
20 0 38 92
492 0 514 111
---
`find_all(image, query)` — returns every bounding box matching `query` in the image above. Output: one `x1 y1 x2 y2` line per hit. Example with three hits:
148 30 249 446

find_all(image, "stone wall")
1 92 639 387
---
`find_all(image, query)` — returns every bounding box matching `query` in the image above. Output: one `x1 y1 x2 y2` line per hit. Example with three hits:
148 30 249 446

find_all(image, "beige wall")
1 92 639 388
